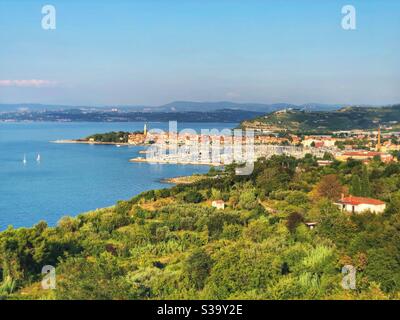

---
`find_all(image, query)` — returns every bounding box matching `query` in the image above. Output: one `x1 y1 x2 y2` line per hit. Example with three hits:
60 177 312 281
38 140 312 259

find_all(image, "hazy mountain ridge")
0 108 265 123
0 101 344 113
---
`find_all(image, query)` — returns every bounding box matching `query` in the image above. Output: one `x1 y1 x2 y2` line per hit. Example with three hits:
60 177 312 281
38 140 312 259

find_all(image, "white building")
335 195 386 214
212 200 225 210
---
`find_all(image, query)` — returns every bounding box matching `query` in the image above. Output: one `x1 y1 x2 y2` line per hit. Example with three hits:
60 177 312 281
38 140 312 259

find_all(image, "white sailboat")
23 154 27 165
36 153 41 162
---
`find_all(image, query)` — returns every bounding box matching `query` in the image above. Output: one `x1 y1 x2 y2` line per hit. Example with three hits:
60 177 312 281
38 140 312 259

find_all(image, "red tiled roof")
337 196 385 206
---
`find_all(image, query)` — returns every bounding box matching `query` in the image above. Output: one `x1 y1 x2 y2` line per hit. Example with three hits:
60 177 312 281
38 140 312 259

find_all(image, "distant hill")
241 105 400 133
0 108 265 123
0 101 357 124
0 104 76 112
149 101 293 113
126 101 342 113
0 101 343 113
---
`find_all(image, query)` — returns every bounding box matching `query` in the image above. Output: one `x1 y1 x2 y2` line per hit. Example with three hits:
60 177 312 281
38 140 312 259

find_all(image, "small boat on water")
23 154 27 165
116 144 121 147
36 153 41 162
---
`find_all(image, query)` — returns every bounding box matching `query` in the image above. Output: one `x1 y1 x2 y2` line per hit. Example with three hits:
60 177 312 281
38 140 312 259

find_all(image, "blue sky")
0 0 399 106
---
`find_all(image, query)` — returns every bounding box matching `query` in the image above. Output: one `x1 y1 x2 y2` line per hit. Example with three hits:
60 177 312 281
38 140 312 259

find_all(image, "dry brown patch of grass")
139 197 175 211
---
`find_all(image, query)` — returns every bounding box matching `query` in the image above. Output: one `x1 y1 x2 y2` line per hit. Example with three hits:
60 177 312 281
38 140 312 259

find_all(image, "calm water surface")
0 122 236 230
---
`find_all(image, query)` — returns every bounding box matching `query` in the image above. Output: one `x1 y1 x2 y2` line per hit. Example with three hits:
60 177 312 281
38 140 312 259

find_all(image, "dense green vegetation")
1 155 400 300
86 131 135 143
242 105 400 133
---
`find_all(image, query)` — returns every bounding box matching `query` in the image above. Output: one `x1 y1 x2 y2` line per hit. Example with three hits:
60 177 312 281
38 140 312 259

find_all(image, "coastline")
129 157 222 166
51 139 146 146
160 174 209 185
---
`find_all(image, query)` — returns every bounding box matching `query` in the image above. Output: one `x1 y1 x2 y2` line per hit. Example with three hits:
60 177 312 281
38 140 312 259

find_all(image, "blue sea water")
0 121 236 230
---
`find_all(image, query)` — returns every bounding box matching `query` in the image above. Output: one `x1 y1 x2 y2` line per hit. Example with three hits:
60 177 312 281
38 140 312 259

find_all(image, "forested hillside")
242 105 400 133
1 155 400 300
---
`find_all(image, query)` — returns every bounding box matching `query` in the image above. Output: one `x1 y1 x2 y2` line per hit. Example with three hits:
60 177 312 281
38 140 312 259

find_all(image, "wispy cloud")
0 79 57 88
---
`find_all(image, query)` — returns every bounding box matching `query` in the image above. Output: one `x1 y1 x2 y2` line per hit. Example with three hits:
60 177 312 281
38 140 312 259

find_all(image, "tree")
243 218 270 242
323 152 334 161
286 191 309 206
184 249 213 290
350 175 362 196
238 189 258 210
286 212 304 233
210 188 222 200
256 167 290 196
360 165 371 197
314 174 344 201
183 191 204 203
365 248 400 293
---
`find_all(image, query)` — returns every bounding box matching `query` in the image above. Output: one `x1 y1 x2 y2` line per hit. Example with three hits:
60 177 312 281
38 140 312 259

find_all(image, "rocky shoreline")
160 175 208 185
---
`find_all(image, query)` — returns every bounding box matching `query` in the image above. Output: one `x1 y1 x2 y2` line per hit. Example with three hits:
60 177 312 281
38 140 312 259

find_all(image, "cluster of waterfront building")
128 124 399 166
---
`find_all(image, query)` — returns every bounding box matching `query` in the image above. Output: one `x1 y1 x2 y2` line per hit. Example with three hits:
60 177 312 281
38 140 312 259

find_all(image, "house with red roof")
212 200 225 210
335 195 386 214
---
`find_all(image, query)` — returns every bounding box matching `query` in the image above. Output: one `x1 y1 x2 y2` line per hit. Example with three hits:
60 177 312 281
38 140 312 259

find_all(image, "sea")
0 121 237 230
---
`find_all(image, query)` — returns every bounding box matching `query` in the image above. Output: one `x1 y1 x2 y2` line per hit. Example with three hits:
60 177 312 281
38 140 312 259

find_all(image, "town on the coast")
55 114 400 167
120 121 398 167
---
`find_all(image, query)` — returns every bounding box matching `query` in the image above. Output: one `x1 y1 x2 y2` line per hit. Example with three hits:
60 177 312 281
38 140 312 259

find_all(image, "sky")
0 0 399 106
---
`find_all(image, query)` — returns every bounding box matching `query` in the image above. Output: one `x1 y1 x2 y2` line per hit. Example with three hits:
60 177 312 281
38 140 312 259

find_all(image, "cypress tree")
350 175 362 196
360 165 371 197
